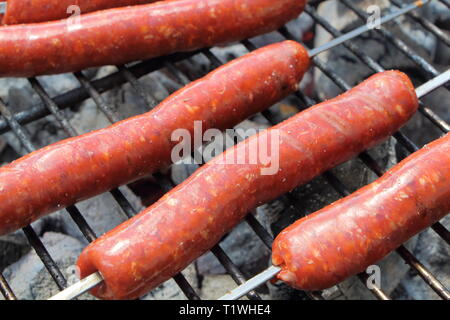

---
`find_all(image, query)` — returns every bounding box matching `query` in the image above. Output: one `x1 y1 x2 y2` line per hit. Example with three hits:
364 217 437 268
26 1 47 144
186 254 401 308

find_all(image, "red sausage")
0 0 306 77
0 41 310 236
272 133 450 291
2 0 156 25
77 71 419 300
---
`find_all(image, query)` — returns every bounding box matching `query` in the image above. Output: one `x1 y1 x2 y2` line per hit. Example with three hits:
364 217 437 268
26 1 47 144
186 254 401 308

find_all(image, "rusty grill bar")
0 0 449 300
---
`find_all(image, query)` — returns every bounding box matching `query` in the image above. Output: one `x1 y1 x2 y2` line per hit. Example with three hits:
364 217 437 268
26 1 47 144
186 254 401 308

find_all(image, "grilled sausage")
272 133 450 291
0 40 310 236
77 71 419 300
2 0 155 25
0 0 306 77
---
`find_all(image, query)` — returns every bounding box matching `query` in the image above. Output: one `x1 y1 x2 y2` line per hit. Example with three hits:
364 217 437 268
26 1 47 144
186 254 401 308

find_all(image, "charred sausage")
2 0 155 25
272 133 450 291
0 0 306 77
0 40 309 236
77 71 419 300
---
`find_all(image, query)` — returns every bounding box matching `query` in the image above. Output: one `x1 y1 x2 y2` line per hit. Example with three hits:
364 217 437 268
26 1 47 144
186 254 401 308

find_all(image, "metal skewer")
308 0 429 57
219 266 282 301
48 272 103 300
415 69 450 98
47 1 436 301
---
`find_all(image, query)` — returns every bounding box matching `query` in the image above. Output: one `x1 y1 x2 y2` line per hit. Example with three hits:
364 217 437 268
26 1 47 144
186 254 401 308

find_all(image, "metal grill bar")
304 4 450 134
304 0 429 57
390 0 450 46
339 0 449 90
116 65 159 109
28 78 77 137
0 273 17 300
0 52 199 135
21 227 68 290
357 273 390 300
173 274 201 300
108 188 140 220
396 246 450 300
210 246 261 300
292 21 450 140
27 77 97 243
340 4 450 133
431 222 450 246
0 99 68 290
245 213 273 250
440 0 450 9
74 71 121 123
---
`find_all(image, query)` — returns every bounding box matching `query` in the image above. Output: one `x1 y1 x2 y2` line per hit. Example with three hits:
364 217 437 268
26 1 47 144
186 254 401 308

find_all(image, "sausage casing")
0 0 306 77
2 0 156 25
77 71 418 299
272 134 450 291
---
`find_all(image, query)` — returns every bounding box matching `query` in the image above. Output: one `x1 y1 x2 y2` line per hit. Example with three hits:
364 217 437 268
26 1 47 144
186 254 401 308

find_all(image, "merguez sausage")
0 41 310 236
272 133 450 291
0 0 306 77
77 71 419 300
2 0 156 25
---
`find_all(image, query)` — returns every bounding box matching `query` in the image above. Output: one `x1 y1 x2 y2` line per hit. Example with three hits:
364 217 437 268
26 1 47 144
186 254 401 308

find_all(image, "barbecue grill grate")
0 0 449 301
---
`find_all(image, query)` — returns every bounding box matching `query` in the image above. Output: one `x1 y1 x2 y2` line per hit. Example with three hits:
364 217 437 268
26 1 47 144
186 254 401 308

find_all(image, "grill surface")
0 0 449 300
